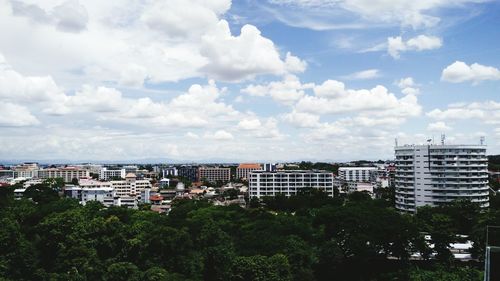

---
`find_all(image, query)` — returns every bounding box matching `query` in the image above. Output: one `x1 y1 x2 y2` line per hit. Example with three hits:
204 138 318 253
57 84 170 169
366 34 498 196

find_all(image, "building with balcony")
236 163 262 180
38 167 90 182
249 170 336 198
338 167 377 182
395 144 489 213
198 167 231 183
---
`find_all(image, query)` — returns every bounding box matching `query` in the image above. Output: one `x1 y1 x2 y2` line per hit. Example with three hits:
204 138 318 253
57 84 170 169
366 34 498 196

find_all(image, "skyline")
0 0 499 162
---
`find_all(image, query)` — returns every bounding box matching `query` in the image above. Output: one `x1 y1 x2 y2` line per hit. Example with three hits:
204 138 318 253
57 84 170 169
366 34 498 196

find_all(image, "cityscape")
1 0 500 281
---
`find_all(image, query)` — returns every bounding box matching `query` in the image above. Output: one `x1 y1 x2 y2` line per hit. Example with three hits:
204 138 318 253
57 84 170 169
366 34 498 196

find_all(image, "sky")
0 0 499 162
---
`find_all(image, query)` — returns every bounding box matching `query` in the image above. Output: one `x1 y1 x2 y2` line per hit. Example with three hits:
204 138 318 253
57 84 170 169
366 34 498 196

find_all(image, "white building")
249 170 336 198
395 144 489 213
110 173 151 199
38 167 90 182
338 167 377 182
99 168 126 180
347 182 376 197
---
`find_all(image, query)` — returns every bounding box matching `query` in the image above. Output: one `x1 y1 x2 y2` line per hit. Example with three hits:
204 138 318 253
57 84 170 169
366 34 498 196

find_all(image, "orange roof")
150 195 164 201
237 163 261 169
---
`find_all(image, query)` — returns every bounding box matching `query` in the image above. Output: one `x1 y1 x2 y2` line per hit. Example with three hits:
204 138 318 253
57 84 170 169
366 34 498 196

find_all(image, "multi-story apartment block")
236 163 262 180
395 144 489 213
38 167 90 182
99 168 126 180
249 170 336 198
338 167 377 182
110 173 151 198
199 167 231 183
178 166 199 182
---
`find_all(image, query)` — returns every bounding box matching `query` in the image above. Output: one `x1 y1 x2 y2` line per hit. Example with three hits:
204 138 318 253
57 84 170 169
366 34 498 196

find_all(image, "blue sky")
0 0 499 162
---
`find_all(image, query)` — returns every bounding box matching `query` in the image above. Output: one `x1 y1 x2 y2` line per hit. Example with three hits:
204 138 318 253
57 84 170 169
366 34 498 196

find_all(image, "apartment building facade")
38 167 90 182
338 167 377 182
395 144 489 213
198 167 231 183
249 170 336 198
236 163 262 180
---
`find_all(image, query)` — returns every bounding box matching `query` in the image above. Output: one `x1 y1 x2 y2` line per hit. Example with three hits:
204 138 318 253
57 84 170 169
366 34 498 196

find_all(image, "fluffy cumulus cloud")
0 102 39 127
201 21 306 81
387 35 442 58
295 80 421 116
0 0 305 86
242 75 314 105
427 101 500 124
441 61 500 83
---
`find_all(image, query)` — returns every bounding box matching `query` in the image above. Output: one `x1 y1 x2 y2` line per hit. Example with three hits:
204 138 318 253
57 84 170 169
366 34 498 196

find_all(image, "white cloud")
269 0 489 29
282 110 320 128
441 61 500 83
0 1 305 86
341 69 380 80
205 130 234 140
242 75 314 105
397 77 420 95
185 132 200 139
0 56 65 102
388 35 442 58
296 82 421 116
200 21 306 81
10 0 88 33
238 118 262 130
427 101 500 125
0 102 40 127
427 121 452 131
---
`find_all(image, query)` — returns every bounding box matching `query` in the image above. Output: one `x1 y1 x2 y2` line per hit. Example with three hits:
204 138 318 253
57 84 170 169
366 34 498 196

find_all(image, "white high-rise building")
395 144 489 213
249 170 336 198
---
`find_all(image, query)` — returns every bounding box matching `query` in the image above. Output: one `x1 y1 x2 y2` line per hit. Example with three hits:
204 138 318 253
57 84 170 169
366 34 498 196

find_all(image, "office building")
395 144 489 213
249 170 336 198
236 163 262 180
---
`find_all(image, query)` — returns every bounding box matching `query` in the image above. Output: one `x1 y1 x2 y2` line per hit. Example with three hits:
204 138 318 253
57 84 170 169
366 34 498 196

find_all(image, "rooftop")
237 163 261 169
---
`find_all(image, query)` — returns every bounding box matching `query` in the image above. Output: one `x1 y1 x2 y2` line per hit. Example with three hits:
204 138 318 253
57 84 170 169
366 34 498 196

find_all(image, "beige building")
236 163 262 180
38 167 90 182
111 173 152 198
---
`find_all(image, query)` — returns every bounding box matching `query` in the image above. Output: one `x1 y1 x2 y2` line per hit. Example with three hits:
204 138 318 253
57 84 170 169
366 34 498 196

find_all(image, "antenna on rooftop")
480 136 485 145
441 134 446 145
395 138 398 147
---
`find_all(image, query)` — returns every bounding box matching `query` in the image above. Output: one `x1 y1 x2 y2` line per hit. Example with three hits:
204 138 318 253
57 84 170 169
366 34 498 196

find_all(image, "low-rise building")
38 167 90 182
99 168 126 180
199 167 231 183
338 167 377 182
249 170 336 198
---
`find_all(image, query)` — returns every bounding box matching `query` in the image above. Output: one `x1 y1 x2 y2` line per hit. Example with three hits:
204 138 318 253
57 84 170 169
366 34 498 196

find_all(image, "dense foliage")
1 183 499 281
